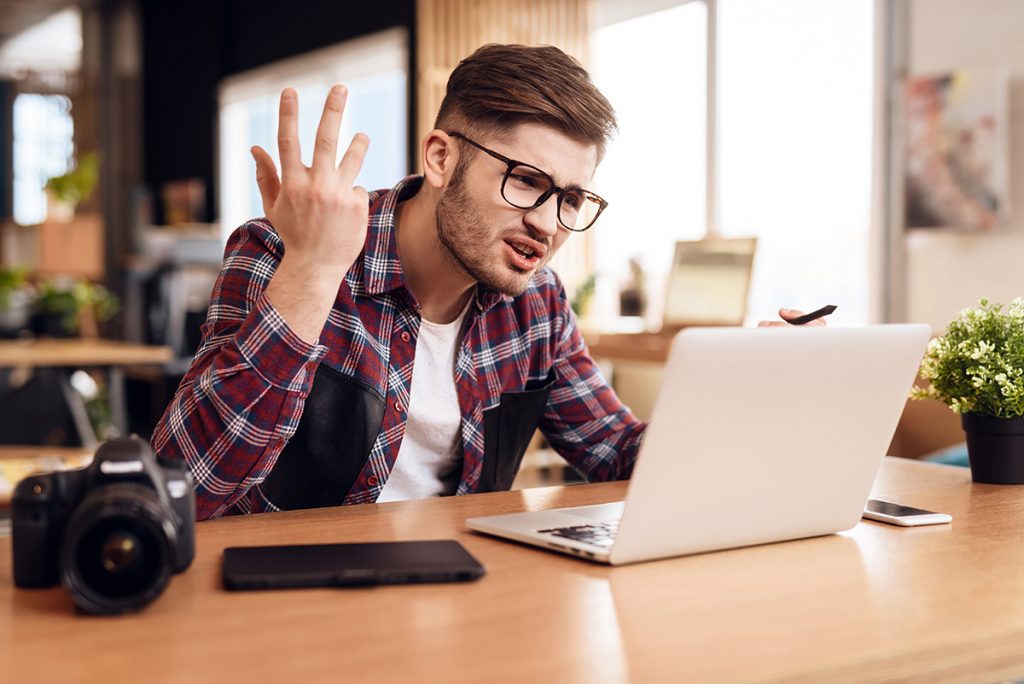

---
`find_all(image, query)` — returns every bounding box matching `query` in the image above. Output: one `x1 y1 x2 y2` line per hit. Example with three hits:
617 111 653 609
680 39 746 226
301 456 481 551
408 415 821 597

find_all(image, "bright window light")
13 93 74 226
218 28 408 241
717 0 874 325
591 2 708 322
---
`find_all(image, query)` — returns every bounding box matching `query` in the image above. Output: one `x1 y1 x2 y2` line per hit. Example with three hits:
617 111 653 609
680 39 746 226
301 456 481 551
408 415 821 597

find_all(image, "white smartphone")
863 499 952 526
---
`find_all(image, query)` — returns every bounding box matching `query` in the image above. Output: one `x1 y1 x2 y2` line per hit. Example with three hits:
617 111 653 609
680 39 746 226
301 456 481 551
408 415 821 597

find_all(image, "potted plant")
32 278 119 338
0 267 35 337
44 152 99 221
912 298 1024 483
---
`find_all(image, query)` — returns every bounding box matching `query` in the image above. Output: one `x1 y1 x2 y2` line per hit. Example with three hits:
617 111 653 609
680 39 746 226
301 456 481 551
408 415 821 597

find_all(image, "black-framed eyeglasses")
447 131 608 232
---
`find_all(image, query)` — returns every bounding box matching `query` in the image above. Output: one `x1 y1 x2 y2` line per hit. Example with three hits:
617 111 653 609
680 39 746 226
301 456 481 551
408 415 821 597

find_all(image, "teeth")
513 245 535 257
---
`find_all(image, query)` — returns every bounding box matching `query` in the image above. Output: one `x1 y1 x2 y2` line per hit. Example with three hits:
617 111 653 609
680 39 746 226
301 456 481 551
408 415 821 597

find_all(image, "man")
154 44 808 520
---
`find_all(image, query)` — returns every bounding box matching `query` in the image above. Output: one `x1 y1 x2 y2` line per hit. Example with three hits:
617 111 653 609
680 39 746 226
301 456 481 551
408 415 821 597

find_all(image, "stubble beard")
434 167 541 298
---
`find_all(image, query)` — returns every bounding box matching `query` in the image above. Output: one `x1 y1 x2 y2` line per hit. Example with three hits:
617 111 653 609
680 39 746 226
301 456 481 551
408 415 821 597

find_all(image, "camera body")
12 437 195 614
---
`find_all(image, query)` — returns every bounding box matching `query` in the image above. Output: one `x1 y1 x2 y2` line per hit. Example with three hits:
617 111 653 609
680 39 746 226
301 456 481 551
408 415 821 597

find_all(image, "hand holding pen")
757 304 837 328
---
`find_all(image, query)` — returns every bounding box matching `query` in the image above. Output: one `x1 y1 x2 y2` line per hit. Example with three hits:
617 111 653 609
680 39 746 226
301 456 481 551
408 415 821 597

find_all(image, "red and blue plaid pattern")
152 176 645 520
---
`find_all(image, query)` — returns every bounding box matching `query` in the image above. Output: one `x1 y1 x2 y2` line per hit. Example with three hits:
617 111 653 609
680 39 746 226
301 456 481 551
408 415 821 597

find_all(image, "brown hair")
434 44 617 160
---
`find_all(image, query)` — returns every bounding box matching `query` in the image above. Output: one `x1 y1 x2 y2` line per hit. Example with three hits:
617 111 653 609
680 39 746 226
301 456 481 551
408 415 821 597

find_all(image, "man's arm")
539 280 647 482
152 221 330 520
152 85 370 519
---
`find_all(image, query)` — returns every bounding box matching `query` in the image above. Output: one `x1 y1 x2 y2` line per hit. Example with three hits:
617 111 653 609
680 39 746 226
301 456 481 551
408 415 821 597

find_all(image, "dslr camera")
12 437 195 614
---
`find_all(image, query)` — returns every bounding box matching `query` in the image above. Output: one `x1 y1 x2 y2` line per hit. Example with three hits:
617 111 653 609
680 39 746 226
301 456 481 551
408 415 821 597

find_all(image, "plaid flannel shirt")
153 175 645 520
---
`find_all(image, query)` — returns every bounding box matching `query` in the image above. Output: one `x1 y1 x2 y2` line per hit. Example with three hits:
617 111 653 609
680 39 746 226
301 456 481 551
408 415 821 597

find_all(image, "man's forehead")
478 123 598 186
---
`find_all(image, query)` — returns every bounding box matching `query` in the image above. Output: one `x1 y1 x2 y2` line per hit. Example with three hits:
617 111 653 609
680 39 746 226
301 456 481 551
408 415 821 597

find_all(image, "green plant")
44 152 99 206
912 298 1024 418
34 279 119 333
570 273 597 318
0 266 31 309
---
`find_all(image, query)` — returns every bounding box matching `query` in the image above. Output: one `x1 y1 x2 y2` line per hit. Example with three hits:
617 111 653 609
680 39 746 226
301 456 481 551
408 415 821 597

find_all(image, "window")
12 94 74 226
218 28 408 239
589 0 875 325
591 1 708 325
717 0 874 324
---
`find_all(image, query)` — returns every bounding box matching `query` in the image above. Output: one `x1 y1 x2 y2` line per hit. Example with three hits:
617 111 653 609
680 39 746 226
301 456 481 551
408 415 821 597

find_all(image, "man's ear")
422 129 457 189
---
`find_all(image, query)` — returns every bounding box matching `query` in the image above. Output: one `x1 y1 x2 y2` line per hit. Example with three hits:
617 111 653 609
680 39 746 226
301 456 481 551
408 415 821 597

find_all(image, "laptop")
466 325 931 565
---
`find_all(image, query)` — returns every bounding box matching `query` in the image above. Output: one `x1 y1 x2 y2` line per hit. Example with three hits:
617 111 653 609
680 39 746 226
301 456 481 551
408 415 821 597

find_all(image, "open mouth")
504 238 547 271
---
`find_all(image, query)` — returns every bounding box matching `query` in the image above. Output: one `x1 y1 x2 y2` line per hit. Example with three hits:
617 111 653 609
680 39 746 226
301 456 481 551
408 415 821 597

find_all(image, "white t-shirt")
375 305 468 502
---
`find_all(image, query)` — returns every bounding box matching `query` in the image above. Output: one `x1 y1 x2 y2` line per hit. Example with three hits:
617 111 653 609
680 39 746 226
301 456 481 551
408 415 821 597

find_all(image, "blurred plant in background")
33 278 119 337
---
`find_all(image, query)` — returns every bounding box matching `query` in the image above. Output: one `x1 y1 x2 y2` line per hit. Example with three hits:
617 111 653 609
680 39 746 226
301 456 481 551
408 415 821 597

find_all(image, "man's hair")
434 44 617 160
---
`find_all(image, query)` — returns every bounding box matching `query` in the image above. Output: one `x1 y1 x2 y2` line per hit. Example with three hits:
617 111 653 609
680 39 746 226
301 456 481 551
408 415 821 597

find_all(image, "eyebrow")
515 159 586 193
459 132 591 193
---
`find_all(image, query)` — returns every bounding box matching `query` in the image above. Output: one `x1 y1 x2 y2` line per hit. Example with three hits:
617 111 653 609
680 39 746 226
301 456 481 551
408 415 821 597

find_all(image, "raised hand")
257 85 371 343
251 85 370 286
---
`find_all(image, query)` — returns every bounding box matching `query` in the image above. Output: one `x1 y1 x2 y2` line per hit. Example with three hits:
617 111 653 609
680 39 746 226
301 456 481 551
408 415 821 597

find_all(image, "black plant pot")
29 312 76 338
962 413 1024 484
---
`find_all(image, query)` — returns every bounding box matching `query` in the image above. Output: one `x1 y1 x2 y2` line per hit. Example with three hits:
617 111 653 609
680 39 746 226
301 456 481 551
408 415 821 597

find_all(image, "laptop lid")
608 324 930 565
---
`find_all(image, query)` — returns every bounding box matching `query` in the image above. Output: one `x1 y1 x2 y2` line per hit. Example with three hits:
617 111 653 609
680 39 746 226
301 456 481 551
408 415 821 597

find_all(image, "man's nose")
523 193 560 238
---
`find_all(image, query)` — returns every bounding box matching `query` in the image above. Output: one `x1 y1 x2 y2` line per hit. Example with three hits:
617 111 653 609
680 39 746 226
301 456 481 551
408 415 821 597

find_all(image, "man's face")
435 123 599 297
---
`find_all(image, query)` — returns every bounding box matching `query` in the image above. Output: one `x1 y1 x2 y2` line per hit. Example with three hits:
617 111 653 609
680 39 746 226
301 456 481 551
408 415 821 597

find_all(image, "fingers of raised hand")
313 85 348 173
277 88 302 175
338 133 370 186
251 146 281 216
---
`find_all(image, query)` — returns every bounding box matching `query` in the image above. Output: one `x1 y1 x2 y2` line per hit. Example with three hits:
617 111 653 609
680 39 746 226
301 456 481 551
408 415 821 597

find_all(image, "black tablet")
221 539 486 590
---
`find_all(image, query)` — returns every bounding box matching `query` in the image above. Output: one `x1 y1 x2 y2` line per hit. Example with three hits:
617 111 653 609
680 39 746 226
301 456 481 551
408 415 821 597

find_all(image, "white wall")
905 0 1024 330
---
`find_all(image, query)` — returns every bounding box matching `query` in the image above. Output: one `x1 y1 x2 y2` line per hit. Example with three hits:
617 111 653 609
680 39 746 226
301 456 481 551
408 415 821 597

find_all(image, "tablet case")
222 539 485 589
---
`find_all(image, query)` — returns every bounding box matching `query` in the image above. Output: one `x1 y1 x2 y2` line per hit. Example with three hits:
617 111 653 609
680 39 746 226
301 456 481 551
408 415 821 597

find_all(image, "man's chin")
480 265 534 297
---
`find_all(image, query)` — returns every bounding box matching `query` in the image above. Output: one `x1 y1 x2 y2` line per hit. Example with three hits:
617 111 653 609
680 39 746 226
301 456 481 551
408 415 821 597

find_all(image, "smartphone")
862 499 952 526
222 540 486 590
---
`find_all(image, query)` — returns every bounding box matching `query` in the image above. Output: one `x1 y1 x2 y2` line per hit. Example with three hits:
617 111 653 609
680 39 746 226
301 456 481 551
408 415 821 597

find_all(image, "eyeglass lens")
502 164 602 231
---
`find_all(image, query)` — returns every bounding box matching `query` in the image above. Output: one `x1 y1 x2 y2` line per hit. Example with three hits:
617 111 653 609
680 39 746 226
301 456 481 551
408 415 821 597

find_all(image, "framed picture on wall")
904 70 1009 232
662 237 756 329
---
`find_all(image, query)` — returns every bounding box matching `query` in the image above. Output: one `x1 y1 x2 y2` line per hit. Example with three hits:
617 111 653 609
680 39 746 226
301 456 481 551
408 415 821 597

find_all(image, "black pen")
786 304 837 326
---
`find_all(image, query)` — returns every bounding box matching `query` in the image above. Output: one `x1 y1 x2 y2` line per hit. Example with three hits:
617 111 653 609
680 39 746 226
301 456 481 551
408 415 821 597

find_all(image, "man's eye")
509 173 541 189
563 192 584 210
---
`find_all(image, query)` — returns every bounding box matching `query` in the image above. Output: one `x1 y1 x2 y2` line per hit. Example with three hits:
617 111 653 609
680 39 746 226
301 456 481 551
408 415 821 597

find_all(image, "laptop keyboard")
537 520 620 548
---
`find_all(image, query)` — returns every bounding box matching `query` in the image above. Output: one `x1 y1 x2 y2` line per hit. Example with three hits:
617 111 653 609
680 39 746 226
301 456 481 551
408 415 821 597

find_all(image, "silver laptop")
466 325 931 565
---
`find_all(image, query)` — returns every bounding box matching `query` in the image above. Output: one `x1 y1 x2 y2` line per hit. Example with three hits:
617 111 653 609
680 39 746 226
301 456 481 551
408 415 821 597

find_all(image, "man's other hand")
757 308 829 328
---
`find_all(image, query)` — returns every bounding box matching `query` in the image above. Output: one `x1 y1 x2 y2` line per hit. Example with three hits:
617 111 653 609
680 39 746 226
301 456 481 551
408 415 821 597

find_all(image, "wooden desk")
582 329 674 364
0 339 173 368
2 458 1023 683
0 339 173 442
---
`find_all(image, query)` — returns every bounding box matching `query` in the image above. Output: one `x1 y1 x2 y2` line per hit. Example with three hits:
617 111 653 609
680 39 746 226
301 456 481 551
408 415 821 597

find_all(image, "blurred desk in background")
582 329 674 364
0 339 173 446
0 339 173 368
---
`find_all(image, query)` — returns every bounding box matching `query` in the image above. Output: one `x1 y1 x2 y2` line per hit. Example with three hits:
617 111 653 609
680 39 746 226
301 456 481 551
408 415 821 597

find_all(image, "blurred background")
0 0 1020 481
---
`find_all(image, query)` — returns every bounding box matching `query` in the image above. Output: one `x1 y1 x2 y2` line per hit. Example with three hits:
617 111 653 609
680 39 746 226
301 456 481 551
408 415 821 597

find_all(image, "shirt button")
400 331 411 343
367 475 379 487
394 401 404 413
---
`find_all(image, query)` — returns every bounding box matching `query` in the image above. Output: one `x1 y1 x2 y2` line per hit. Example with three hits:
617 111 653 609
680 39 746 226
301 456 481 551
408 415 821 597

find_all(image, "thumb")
251 146 280 217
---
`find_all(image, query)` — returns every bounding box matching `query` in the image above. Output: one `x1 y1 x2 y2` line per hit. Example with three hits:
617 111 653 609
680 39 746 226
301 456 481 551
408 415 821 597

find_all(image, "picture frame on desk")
661 237 756 330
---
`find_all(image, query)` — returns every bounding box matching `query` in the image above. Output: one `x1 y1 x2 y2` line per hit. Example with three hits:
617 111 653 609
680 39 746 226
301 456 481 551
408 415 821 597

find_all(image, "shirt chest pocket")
478 369 557 492
260 365 385 511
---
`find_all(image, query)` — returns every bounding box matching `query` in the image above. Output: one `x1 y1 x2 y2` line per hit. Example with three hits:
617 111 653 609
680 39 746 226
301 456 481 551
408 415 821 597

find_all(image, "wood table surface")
2 458 1023 683
581 329 675 364
0 338 173 368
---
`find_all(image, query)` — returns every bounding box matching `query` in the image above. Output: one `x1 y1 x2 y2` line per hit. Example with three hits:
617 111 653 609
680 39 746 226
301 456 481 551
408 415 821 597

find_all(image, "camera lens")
60 483 178 614
101 531 142 573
